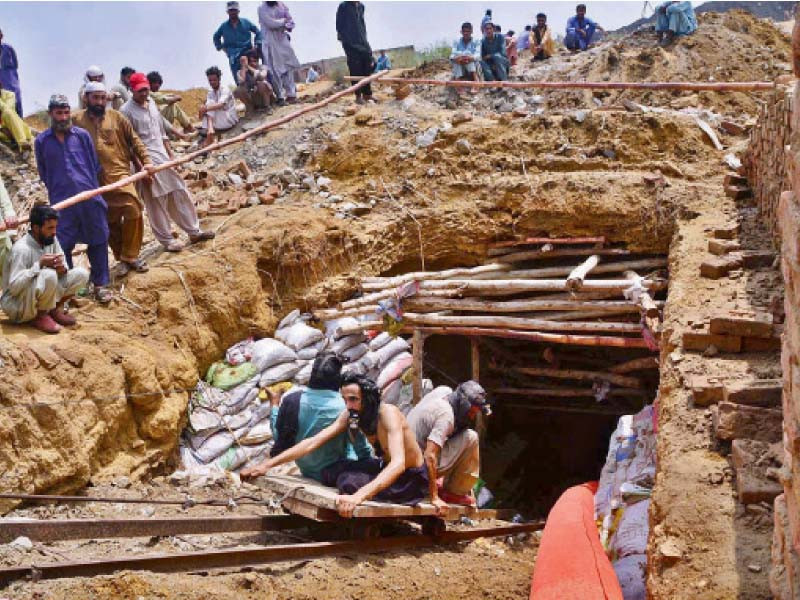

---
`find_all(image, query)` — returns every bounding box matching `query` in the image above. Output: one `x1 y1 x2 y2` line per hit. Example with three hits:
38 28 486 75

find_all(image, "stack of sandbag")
594 404 656 600
275 310 327 385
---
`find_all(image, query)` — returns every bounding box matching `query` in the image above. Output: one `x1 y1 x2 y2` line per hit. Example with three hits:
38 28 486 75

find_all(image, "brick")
708 239 741 256
723 379 782 407
720 120 747 136
736 467 783 504
682 331 742 353
725 185 753 200
710 314 773 338
700 254 743 279
713 402 783 443
784 480 800 555
743 335 782 352
742 250 777 269
28 343 61 370
783 391 800 458
688 375 726 406
714 224 741 240
778 190 800 264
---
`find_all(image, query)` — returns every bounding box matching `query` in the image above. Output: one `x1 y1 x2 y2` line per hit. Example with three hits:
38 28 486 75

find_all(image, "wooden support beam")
488 236 606 251
566 255 600 292
494 247 630 264
402 298 644 314
412 329 425 405
624 270 661 318
471 338 480 382
418 326 654 349
510 366 643 389
467 258 668 281
418 278 666 294
534 309 646 321
402 312 643 334
609 357 660 374
360 263 511 290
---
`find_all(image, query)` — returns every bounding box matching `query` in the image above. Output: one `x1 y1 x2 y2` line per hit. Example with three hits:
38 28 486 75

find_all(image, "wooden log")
609 357 660 374
402 312 642 334
412 329 425 405
342 76 776 92
623 271 661 318
495 247 630 264
360 263 511 290
488 236 606 251
471 338 480 382
417 279 666 294
402 298 644 314
566 255 600 291
511 366 642 389
18 71 390 226
336 287 461 312
493 387 648 398
533 309 647 321
467 258 668 280
418 326 654 349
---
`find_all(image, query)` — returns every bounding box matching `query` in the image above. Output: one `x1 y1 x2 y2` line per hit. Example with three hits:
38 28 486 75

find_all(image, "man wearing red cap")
120 73 214 252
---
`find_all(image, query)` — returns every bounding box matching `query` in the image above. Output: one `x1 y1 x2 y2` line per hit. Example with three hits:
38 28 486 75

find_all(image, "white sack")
260 361 304 387
251 338 297 371
276 322 325 351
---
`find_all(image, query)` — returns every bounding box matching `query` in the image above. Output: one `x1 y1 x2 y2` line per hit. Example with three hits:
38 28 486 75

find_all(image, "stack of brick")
770 9 800 599
743 86 793 242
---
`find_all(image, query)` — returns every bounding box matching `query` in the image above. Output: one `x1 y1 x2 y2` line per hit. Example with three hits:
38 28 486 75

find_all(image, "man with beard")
244 372 427 518
241 353 373 485
258 0 300 105
0 205 89 333
73 81 152 276
406 381 490 511
34 94 111 303
120 73 214 252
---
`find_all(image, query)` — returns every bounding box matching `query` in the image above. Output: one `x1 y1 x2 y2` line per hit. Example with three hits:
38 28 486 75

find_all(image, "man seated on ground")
406 381 490 510
147 71 195 134
244 373 427 518
531 13 556 61
241 353 373 484
450 22 481 87
564 4 605 52
234 50 275 115
517 24 532 54
480 21 509 82
374 49 391 72
0 81 32 152
655 1 697 45
0 205 88 334
305 64 320 84
198 65 239 149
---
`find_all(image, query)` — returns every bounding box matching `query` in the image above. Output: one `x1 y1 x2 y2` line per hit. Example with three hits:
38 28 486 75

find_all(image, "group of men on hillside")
241 353 489 517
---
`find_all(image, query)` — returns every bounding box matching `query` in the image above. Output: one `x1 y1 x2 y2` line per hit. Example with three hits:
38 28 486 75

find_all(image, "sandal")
95 286 113 304
124 258 149 273
164 240 184 252
189 230 216 243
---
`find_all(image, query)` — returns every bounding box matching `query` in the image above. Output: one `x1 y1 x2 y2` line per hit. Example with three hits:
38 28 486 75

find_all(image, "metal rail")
0 515 307 543
0 523 541 586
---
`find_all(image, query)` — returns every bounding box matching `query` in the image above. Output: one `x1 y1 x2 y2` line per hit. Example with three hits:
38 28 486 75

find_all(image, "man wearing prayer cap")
34 93 112 303
74 80 152 276
120 73 214 252
213 1 263 83
78 65 107 109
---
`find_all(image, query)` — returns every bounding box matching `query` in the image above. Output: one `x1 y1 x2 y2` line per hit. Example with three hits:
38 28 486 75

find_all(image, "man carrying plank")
243 372 429 518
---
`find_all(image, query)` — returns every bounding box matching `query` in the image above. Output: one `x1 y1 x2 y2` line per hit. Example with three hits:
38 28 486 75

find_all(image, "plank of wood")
496 248 630 264
402 313 643 334
402 298 644 314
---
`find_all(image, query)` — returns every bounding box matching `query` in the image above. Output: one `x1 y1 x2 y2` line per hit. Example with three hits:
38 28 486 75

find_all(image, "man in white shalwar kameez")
258 1 300 103
1 205 88 334
120 72 214 253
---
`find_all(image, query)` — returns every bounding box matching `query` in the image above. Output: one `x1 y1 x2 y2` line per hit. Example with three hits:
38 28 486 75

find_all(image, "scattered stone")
747 564 762 573
498 102 513 113
688 375 727 407
702 344 719 357
713 402 782 443
394 84 412 100
416 127 439 148
401 96 417 111
327 195 343 203
228 173 244 186
427 168 435 177
140 506 156 518
354 113 371 125
512 108 529 118
713 224 740 240
455 139 472 155
602 148 617 160
29 343 61 370
52 346 84 368
725 185 752 200
452 111 473 126
344 105 358 116
9 536 33 552
113 476 131 488
659 539 682 562
720 120 746 136
710 314 773 339
700 254 743 279
708 239 740 256
572 110 588 123
316 176 332 190
318 191 330 199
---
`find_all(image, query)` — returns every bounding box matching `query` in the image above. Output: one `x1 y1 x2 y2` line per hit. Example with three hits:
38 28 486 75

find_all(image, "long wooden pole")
418 326 654 349
609 356 660 374
488 236 606 251
360 263 511 290
467 258 669 280
343 76 776 92
402 298 644 314
511 366 642 389
566 255 599 291
495 247 629 263
417 278 666 293
412 329 425 405
402 312 643 334
17 71 389 226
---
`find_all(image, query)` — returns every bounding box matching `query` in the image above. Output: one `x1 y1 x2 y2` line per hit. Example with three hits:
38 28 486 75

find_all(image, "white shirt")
206 86 239 130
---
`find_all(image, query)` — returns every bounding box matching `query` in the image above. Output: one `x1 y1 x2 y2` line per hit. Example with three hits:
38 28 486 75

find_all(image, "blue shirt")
375 54 391 71
567 15 597 34
270 388 372 481
213 18 263 57
450 37 480 62
35 126 102 205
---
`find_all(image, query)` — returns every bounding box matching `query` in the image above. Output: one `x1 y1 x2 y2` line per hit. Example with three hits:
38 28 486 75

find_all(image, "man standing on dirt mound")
214 1 263 84
336 1 375 105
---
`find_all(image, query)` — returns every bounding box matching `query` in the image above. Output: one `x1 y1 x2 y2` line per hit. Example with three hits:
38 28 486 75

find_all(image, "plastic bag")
276 322 324 351
194 430 235 463
226 338 254 366
376 351 413 389
206 361 259 391
259 361 303 387
220 377 260 415
239 420 272 445
251 338 297 372
191 381 229 411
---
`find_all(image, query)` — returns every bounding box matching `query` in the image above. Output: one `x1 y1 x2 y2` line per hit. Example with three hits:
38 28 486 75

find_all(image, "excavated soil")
0 9 789 599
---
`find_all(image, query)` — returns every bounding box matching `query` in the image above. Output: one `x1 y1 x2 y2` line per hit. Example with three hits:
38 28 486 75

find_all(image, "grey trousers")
1 267 89 323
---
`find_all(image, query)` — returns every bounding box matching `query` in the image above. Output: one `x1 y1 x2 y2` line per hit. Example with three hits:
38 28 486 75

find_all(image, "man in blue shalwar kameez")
34 95 111 304
0 29 22 117
655 1 697 45
214 1 263 84
564 4 605 52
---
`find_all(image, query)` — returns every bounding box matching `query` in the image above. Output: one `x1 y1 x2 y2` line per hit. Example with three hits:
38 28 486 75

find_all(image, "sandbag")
341 342 368 363
368 331 393 351
211 441 271 471
610 499 650 559
221 377 260 415
260 361 303 387
225 338 254 366
180 445 204 470
376 351 413 389
206 361 259 391
276 322 324 351
297 344 322 360
341 360 367 376
530 482 623 600
373 337 410 369
325 316 361 339
277 309 302 331
194 430 235 463
248 401 273 427
189 407 224 434
251 338 297 371
191 381 229 411
330 333 367 354
612 554 646 600
382 378 403 406
240 420 272 445
294 361 313 385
